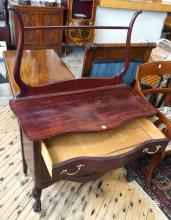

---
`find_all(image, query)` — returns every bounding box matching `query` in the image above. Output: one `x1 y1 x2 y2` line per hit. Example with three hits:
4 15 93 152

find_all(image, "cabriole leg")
32 188 42 212
20 125 28 175
146 151 165 189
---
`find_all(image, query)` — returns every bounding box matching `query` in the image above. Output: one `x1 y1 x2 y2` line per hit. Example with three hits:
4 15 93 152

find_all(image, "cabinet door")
14 9 40 49
41 10 63 48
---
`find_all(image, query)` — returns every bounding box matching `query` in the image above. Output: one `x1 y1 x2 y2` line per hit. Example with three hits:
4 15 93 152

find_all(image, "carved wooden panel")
20 11 39 45
41 12 63 46
12 3 64 55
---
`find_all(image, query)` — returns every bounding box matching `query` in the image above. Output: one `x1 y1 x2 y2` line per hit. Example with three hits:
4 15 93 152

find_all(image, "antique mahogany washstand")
8 9 169 212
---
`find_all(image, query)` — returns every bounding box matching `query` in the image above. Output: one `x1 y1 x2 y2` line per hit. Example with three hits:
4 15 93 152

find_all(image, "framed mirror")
71 0 95 20
61 0 97 50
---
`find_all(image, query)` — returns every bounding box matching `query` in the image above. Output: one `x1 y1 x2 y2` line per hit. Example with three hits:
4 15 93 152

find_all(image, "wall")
94 6 167 43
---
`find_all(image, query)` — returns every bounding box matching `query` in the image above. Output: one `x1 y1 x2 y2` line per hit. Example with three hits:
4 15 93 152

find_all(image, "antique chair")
134 61 171 186
8 8 169 212
82 43 156 86
0 0 11 48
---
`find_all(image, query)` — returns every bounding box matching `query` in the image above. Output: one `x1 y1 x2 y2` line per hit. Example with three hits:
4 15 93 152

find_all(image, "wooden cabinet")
11 1 64 55
61 0 97 48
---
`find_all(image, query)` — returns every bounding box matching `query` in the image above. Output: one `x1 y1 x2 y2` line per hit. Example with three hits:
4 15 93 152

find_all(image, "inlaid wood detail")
15 11 39 46
42 13 63 45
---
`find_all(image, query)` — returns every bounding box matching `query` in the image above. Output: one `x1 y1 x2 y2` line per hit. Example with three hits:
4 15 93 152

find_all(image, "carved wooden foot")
146 151 165 189
32 188 42 212
126 170 133 182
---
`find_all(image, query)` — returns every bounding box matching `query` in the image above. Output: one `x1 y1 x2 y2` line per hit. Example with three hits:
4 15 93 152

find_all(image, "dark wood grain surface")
10 84 156 141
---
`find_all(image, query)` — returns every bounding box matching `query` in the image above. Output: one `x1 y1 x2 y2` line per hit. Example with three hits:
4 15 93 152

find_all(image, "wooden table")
10 81 169 212
4 48 169 213
3 49 74 96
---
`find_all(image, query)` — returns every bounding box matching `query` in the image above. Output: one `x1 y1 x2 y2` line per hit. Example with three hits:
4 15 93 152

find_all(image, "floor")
0 106 168 220
0 61 12 105
0 46 170 220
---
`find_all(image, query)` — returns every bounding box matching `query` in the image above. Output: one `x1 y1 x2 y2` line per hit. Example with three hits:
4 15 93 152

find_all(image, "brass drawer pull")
60 164 85 176
143 145 162 155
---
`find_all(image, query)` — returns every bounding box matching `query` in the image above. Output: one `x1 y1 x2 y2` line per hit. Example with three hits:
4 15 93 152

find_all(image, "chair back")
134 61 171 107
82 43 155 86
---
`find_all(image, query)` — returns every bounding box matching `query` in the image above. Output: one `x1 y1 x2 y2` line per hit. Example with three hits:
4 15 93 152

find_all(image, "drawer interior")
41 118 165 177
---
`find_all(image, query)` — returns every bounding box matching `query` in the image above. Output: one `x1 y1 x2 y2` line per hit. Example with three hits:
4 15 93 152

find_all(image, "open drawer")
41 118 166 178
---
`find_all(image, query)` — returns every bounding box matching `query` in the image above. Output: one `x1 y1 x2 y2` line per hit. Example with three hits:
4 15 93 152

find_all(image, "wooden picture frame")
61 0 98 50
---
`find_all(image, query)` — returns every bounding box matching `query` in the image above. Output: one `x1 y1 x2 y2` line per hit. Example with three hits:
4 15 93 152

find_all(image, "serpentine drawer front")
41 118 165 178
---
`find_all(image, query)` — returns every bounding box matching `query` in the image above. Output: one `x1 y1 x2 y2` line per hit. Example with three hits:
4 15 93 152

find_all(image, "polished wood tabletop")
10 84 156 141
3 49 74 96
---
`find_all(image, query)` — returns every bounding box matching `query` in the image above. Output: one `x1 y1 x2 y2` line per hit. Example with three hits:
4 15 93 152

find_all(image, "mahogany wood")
3 49 74 96
146 151 165 189
23 133 168 199
7 8 169 212
134 61 171 111
134 61 171 187
10 84 156 141
20 125 28 175
11 7 141 97
41 118 165 176
44 139 168 181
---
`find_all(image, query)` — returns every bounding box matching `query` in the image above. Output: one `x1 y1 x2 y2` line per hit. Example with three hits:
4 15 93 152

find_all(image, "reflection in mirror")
72 0 94 19
61 0 98 50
